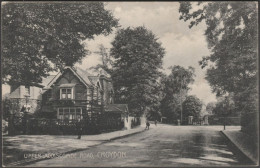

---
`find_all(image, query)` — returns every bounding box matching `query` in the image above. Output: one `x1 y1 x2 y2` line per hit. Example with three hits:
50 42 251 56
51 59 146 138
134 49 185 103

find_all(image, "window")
60 88 72 99
57 107 82 120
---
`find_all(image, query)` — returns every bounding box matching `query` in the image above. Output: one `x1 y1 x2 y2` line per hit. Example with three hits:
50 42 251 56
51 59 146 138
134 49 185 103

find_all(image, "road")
27 124 252 167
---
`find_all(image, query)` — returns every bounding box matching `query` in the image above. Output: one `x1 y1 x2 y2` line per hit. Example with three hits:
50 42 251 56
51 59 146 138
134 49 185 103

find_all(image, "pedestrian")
155 120 157 126
76 119 83 139
146 121 150 130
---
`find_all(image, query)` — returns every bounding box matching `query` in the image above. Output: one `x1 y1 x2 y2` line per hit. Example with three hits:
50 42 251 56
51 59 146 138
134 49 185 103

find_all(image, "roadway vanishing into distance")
27 124 252 167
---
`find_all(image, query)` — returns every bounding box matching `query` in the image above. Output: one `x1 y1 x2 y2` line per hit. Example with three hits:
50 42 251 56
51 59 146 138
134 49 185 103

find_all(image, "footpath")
221 129 258 165
3 126 145 167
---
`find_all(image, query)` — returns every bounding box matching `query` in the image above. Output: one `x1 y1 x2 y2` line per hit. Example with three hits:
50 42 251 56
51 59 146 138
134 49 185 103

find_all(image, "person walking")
145 121 150 130
155 120 157 126
76 119 83 139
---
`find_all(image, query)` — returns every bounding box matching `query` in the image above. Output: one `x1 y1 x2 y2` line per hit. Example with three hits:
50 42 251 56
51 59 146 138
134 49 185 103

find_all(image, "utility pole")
180 74 185 125
180 75 183 125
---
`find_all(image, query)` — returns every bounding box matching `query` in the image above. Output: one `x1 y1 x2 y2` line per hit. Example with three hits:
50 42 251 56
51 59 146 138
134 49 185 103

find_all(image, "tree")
110 26 165 117
179 2 257 134
2 2 118 86
160 66 195 123
212 94 236 116
206 102 216 115
90 44 113 75
182 95 203 123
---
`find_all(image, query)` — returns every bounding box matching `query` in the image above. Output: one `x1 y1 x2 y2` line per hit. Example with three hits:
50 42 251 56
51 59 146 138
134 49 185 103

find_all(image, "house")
6 66 130 131
39 66 129 128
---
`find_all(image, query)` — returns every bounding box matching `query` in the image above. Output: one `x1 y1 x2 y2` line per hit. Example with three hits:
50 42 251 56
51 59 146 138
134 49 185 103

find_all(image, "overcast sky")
76 2 216 104
2 2 216 104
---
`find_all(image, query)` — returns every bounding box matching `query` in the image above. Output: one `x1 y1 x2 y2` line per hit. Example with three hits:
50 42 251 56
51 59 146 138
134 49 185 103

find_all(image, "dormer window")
59 83 76 99
61 88 72 99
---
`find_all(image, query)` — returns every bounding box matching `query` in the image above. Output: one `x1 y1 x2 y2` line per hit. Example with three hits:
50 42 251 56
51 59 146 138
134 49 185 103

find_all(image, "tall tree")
182 95 203 123
110 26 165 117
160 66 195 123
2 2 118 86
179 2 258 134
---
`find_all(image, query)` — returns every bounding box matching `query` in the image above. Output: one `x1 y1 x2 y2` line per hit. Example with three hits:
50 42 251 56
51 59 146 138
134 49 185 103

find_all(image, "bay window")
57 107 82 120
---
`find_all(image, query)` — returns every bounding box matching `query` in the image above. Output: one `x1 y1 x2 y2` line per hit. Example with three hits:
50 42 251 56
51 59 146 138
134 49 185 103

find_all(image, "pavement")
25 125 254 167
221 129 259 165
2 126 145 167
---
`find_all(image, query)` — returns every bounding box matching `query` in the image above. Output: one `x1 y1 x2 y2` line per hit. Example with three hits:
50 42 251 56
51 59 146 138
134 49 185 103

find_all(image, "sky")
2 2 216 104
76 2 216 104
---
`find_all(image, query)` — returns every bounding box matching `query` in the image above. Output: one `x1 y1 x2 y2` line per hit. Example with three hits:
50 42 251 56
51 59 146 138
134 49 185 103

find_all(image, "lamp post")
223 97 229 130
23 94 30 134
223 103 226 130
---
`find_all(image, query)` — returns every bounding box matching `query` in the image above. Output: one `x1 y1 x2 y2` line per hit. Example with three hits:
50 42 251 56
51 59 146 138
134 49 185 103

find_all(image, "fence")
8 115 124 135
208 116 241 125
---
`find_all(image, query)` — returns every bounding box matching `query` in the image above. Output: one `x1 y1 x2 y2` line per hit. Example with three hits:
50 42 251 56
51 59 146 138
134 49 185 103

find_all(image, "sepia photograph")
1 1 259 167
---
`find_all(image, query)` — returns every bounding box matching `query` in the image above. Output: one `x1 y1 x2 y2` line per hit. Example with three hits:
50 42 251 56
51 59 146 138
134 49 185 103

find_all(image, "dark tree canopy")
160 66 195 123
2 2 118 86
179 2 257 96
182 95 203 121
179 2 258 134
110 26 165 117
212 96 235 117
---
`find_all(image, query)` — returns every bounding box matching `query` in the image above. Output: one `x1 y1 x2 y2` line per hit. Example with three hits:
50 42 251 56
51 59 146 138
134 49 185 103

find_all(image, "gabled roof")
42 66 112 90
104 104 129 113
88 76 99 86
75 67 93 86
44 72 62 89
44 66 94 89
41 75 56 87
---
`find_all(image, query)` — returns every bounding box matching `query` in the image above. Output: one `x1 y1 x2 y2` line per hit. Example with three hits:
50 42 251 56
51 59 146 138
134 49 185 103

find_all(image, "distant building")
6 79 50 116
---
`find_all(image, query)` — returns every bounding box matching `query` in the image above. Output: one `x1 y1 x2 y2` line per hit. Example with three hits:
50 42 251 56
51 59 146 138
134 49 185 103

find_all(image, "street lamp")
223 97 229 130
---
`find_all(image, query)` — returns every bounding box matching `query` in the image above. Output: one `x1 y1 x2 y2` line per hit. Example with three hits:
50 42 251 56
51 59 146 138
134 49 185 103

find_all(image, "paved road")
27 125 252 167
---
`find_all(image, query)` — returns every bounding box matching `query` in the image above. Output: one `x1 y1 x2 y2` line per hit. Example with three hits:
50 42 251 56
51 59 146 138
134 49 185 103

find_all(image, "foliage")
2 2 118 86
206 102 216 115
160 66 195 123
110 26 165 117
179 1 257 95
90 44 113 75
212 95 237 119
179 2 258 132
182 95 203 121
